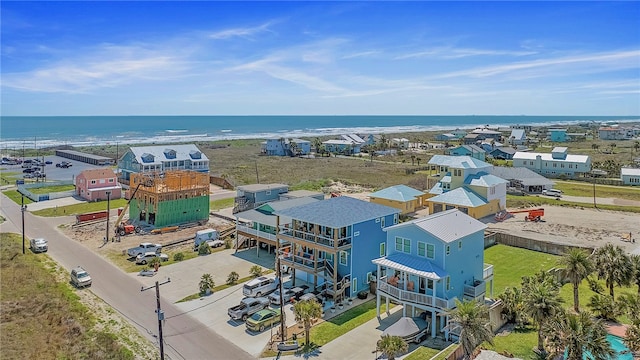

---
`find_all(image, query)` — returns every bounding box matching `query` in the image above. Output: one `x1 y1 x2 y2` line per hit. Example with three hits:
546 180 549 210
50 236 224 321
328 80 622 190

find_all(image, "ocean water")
0 115 638 149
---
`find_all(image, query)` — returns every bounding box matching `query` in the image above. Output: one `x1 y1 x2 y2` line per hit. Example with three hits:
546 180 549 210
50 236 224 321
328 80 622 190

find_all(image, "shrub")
224 240 232 249
173 252 184 262
198 242 211 255
148 257 161 268
199 274 215 295
249 265 263 278
226 271 239 285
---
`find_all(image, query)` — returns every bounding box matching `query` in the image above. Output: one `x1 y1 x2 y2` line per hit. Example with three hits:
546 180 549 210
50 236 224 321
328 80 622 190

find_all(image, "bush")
148 257 161 268
199 274 215 295
224 240 232 249
198 242 211 255
226 271 239 285
249 265 263 278
173 252 184 262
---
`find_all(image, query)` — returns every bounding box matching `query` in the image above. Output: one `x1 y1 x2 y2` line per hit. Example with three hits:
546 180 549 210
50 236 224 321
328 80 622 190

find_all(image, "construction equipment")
114 181 148 236
508 208 545 222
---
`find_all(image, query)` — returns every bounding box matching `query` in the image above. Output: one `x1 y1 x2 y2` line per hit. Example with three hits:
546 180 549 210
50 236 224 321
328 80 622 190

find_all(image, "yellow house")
369 185 427 214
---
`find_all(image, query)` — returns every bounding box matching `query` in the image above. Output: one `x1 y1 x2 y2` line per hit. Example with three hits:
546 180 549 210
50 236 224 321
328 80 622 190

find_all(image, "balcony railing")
280 253 326 273
377 276 456 310
279 228 351 249
463 280 486 299
483 263 494 280
236 224 277 242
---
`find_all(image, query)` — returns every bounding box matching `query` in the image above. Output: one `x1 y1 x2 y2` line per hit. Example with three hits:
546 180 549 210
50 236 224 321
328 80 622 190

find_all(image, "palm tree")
447 299 494 358
634 140 640 153
558 248 594 312
416 157 422 166
588 293 618 321
376 335 408 360
609 142 617 154
522 274 564 354
593 244 633 297
313 137 322 154
288 141 298 157
625 323 640 355
591 143 599 151
498 286 525 328
411 155 416 166
631 254 640 294
379 134 388 150
618 293 640 323
546 311 615 360
292 299 323 346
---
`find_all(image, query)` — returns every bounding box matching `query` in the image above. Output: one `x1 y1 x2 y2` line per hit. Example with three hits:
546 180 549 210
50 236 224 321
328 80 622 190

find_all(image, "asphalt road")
0 192 254 360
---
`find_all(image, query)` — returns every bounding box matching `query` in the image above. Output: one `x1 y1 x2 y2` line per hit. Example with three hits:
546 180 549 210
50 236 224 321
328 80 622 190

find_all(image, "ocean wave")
165 129 188 133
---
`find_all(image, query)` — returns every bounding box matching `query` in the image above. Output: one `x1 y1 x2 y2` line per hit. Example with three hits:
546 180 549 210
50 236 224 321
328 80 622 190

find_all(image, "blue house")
549 129 568 142
233 183 289 213
322 139 361 155
275 196 400 302
373 209 494 338
118 144 209 182
262 138 311 156
447 145 486 161
435 133 456 142
489 147 516 160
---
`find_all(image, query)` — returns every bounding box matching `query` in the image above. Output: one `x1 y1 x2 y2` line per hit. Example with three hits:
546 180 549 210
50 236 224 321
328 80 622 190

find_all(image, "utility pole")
105 191 111 243
277 256 286 343
255 160 260 183
141 278 171 360
21 195 27 254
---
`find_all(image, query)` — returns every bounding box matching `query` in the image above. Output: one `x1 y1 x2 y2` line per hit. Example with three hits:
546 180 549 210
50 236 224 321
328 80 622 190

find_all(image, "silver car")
70 266 92 288
30 238 48 253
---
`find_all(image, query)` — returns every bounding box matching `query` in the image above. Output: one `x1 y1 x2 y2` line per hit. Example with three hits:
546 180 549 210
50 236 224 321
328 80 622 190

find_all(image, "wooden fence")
484 231 594 255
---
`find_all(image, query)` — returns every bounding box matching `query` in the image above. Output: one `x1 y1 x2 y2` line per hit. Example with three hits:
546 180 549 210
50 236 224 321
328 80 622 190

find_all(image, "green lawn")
105 249 199 273
482 327 538 359
31 199 128 217
554 180 640 201
506 194 640 213
404 345 442 360
176 269 275 303
2 190 34 205
210 197 234 211
28 184 76 194
0 171 21 185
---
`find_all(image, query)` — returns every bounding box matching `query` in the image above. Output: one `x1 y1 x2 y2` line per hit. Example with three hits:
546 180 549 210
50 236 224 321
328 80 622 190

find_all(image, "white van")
542 189 562 197
243 276 277 297
194 229 220 250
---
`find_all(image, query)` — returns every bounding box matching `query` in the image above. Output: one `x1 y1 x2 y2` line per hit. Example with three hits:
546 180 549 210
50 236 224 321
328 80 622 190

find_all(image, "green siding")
130 196 209 227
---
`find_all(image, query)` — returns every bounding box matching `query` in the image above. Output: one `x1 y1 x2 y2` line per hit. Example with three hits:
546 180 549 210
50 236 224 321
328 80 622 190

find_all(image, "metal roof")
621 168 640 176
490 147 517 155
275 196 400 228
237 183 288 192
510 129 525 140
427 187 488 208
281 190 324 199
129 144 208 165
373 252 448 280
385 209 486 244
236 197 320 224
56 149 113 161
465 173 508 187
513 151 590 163
488 167 555 187
370 185 425 202
428 155 492 169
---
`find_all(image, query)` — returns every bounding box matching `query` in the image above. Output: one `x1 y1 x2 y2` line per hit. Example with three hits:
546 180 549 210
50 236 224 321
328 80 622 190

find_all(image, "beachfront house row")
75 168 122 201
261 138 311 156
598 127 635 140
621 168 640 186
118 144 209 183
233 183 289 213
447 145 486 161
548 129 568 142
373 209 494 338
322 139 362 155
471 128 502 141
369 185 428 215
275 196 400 302
435 133 456 142
391 138 410 150
512 147 591 179
426 155 508 219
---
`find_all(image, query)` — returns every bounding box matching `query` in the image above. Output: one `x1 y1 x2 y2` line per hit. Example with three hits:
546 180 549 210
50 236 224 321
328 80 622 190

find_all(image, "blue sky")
1 1 639 116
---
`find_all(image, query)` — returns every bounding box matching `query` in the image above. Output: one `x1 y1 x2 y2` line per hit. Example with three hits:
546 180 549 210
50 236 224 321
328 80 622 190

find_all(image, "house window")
458 241 462 250
394 214 398 225
418 242 426 257
446 277 450 290
446 245 450 255
427 244 435 259
375 218 380 223
395 237 402 251
553 163 557 168
403 238 410 253
91 180 96 184
529 161 534 166
108 178 114 183
381 217 385 228
266 190 271 195
380 243 386 257
352 278 357 292
366 272 372 284
339 251 348 265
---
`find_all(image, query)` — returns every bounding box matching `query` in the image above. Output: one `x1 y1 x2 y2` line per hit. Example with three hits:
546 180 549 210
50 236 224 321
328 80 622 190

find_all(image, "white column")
431 310 436 338
376 290 381 318
386 295 390 315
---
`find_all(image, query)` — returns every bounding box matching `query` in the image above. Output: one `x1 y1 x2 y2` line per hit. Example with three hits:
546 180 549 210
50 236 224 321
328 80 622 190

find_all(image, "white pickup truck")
127 242 162 257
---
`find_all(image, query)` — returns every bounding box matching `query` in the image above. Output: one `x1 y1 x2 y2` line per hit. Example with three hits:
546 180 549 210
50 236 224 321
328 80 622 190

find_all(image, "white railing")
483 264 494 279
279 228 351 248
280 252 326 272
464 281 486 298
377 276 455 310
236 224 277 241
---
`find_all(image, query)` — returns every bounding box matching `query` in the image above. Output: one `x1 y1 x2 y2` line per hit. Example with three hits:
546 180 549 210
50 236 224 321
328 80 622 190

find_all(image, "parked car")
228 297 270 321
22 168 34 173
127 242 162 257
70 266 92 288
45 160 53 164
242 276 278 298
542 189 562 197
23 173 34 179
299 292 325 305
245 309 282 332
268 285 309 305
135 252 169 265
29 238 48 253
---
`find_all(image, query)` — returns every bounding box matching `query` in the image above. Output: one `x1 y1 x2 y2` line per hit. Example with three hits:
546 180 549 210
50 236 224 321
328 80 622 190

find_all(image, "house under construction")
129 170 210 228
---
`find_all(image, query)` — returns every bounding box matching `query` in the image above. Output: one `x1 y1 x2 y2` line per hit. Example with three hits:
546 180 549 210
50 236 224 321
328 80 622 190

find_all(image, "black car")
23 168 34 173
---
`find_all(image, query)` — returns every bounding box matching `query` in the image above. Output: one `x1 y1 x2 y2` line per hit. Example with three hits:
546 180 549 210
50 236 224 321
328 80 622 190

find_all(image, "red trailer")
76 210 108 223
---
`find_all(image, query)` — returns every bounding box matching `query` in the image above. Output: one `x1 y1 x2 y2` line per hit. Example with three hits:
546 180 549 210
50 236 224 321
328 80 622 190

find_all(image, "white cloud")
209 21 274 40
395 47 536 60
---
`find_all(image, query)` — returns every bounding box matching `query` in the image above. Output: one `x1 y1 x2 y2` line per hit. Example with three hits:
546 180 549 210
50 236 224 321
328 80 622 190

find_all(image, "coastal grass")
176 269 274 303
31 198 128 217
404 346 442 360
2 189 34 205
553 180 640 201
105 249 199 273
28 184 76 194
0 233 135 359
0 171 21 185
210 197 234 211
506 194 640 213
481 327 537 359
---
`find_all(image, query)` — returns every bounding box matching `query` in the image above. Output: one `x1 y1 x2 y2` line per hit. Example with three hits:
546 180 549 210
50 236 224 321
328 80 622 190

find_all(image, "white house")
512 147 591 179
621 168 640 186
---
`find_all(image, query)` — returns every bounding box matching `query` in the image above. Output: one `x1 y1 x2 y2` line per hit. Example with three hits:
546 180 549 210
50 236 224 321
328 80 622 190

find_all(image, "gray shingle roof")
129 144 208 165
428 155 492 169
385 209 486 243
275 196 399 228
237 183 288 192
488 167 555 187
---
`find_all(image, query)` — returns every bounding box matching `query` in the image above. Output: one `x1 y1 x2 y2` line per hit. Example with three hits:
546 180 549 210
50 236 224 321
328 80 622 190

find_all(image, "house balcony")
236 224 277 242
483 263 494 280
377 276 456 311
279 252 326 274
279 228 352 250
463 280 486 300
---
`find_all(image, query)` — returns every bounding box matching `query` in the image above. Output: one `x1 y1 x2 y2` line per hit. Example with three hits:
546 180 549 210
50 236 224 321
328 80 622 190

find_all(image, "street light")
105 191 112 243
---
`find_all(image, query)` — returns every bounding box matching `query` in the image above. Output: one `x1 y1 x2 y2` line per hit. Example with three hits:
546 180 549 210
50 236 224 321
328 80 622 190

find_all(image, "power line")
141 278 171 360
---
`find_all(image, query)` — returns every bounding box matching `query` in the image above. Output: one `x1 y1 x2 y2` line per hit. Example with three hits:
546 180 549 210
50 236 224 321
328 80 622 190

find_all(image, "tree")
416 157 422 166
411 155 416 166
625 323 640 355
558 248 594 312
522 273 563 354
376 335 408 360
199 273 215 295
588 294 618 321
546 311 615 360
288 141 298 157
226 271 239 285
447 299 494 359
634 140 640 153
591 143 599 151
379 134 388 150
631 254 640 294
292 299 323 346
593 244 632 297
313 138 322 154
198 241 211 255
249 265 263 277
609 142 616 154
498 286 526 328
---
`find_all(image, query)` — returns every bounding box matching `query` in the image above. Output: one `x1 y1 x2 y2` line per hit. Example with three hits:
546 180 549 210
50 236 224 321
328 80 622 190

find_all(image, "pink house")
76 169 122 201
